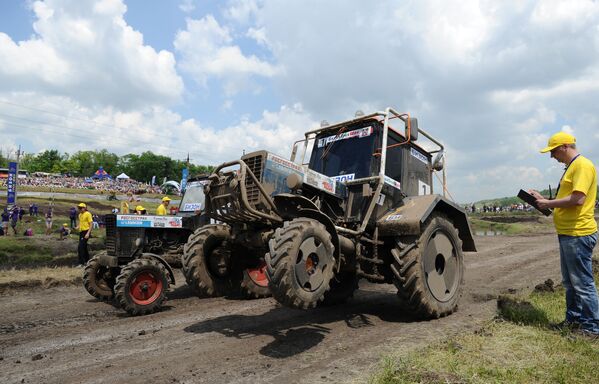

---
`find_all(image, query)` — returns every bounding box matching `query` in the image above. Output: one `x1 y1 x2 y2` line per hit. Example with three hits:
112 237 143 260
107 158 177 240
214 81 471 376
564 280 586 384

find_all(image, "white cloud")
0 0 183 109
174 15 279 95
179 0 195 13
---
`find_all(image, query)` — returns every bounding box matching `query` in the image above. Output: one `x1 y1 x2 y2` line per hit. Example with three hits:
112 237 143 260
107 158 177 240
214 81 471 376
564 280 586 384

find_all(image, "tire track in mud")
0 234 562 384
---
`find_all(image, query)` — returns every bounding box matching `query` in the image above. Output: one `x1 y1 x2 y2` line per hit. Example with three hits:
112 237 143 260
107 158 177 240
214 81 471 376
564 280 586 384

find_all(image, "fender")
273 194 341 269
140 253 176 284
377 194 476 252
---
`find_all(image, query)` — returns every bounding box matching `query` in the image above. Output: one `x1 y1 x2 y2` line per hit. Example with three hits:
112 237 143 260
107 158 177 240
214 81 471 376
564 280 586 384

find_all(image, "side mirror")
406 118 418 141
432 150 445 171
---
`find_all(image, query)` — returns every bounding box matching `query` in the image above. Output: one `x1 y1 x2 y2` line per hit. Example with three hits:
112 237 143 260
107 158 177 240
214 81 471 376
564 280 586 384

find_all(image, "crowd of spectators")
0 176 163 195
466 203 533 214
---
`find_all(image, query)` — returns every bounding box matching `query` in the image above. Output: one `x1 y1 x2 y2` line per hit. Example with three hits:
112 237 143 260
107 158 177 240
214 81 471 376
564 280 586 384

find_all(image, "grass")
469 216 553 235
0 266 81 285
369 268 599 384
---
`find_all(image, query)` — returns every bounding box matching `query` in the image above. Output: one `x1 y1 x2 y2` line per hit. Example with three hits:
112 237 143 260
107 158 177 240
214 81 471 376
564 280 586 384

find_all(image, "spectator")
92 214 100 230
23 227 33 237
59 223 70 240
76 203 93 266
32 203 38 216
135 205 147 215
1 208 8 236
156 196 171 216
10 207 19 236
29 204 33 216
19 206 25 221
45 207 53 236
69 206 77 228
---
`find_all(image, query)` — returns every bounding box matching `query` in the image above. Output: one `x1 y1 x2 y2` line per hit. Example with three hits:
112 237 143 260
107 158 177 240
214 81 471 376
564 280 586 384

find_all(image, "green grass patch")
470 217 527 235
370 270 599 384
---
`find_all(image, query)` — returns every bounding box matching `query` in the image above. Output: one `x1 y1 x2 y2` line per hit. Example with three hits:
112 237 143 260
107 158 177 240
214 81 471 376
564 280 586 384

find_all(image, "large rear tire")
114 258 169 316
266 218 335 309
83 252 115 301
390 213 464 319
182 224 238 297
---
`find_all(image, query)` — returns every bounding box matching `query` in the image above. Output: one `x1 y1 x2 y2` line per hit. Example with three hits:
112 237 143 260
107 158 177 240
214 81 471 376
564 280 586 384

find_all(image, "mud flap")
377 195 476 252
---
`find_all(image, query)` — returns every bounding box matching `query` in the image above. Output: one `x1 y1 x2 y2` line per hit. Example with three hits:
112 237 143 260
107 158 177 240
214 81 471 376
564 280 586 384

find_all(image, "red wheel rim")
129 271 163 305
247 261 268 287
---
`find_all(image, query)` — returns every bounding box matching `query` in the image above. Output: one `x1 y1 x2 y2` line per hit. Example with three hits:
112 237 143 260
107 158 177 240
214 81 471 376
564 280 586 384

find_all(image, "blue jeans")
558 233 599 333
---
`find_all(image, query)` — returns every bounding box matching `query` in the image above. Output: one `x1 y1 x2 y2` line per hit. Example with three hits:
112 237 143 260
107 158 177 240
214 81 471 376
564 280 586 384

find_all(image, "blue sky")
1 0 599 202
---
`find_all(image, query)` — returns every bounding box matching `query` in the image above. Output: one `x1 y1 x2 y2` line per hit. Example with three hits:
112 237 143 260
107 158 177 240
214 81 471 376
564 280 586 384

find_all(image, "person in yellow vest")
156 196 171 215
76 203 93 266
135 205 147 215
530 132 599 338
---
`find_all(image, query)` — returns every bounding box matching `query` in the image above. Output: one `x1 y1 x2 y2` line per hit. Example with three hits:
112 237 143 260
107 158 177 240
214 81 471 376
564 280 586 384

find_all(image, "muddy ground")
0 233 563 384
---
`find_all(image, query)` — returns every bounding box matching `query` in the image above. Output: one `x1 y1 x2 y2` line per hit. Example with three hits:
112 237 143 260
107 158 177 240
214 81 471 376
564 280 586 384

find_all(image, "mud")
0 233 562 384
533 279 556 293
477 215 543 223
0 276 81 295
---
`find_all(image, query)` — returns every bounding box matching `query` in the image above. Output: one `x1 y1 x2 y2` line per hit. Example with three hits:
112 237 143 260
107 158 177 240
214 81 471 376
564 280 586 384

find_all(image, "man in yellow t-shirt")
156 196 171 216
530 132 599 338
76 202 93 266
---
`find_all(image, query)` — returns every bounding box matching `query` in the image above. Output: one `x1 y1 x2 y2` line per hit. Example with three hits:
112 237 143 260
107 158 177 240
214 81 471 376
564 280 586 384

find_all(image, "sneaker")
573 329 599 341
550 320 581 331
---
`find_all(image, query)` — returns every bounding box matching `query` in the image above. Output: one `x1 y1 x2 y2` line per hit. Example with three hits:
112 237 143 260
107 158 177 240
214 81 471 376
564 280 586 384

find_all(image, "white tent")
116 172 130 180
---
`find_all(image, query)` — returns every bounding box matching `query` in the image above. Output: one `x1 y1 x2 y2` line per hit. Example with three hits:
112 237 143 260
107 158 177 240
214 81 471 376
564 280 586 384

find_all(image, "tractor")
82 176 211 316
184 108 476 318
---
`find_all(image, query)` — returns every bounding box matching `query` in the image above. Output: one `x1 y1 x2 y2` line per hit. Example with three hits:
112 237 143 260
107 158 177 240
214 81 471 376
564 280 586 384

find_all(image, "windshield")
309 125 377 180
179 181 207 212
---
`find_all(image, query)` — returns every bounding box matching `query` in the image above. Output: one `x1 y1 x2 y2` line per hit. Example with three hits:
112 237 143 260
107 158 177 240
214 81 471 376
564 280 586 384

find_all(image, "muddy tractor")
83 177 210 315
186 108 476 318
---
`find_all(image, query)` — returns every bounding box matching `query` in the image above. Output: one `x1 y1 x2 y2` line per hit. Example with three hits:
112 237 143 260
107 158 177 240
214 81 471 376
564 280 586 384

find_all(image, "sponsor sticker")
385 214 403 221
304 169 336 193
383 176 401 190
117 215 183 229
317 126 373 148
266 153 304 174
182 203 202 211
410 148 429 164
332 173 355 184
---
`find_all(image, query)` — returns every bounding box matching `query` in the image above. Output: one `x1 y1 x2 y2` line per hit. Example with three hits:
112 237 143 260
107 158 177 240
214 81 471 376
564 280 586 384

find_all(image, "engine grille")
242 154 264 206
104 214 117 256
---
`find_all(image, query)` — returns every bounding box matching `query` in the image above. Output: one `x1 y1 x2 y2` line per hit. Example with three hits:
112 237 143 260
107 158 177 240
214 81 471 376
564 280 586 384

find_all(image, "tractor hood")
253 151 347 198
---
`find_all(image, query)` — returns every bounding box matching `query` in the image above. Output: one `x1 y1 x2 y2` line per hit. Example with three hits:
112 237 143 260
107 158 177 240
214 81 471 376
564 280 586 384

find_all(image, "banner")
181 168 189 192
6 162 17 206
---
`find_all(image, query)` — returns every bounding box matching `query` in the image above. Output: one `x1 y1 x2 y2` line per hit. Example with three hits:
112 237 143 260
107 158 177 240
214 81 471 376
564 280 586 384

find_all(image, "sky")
1 0 599 203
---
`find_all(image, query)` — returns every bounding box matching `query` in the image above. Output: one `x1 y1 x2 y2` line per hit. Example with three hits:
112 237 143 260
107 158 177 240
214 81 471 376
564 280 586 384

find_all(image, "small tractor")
185 108 476 318
83 177 211 315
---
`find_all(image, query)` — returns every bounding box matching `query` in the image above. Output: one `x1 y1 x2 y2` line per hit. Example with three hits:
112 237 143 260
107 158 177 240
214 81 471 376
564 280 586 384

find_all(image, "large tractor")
82 177 211 315
185 108 476 318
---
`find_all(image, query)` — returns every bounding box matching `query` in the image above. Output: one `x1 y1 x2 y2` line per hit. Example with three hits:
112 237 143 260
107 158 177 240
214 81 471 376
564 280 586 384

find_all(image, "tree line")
0 149 214 183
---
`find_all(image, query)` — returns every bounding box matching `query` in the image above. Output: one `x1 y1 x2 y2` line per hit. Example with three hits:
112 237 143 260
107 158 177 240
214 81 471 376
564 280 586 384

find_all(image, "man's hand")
528 189 544 200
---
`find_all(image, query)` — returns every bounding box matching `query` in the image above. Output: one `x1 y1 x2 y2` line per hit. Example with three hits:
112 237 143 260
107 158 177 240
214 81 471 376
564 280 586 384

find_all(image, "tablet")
517 189 552 216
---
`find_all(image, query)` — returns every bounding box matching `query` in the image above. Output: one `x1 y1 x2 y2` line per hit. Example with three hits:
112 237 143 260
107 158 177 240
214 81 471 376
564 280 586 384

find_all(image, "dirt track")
0 233 562 384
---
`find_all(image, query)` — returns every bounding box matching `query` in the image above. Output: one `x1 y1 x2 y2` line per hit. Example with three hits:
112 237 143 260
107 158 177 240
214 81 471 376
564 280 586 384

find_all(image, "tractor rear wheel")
266 218 335 309
182 224 239 297
390 213 464 319
83 252 115 301
240 259 271 299
114 258 169 316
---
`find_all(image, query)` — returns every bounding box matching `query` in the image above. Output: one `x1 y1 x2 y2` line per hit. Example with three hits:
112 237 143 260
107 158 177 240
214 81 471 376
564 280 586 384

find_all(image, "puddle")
475 230 504 236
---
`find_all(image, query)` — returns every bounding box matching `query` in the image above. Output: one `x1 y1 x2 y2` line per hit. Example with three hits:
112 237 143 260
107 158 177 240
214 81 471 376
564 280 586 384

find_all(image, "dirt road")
0 233 562 384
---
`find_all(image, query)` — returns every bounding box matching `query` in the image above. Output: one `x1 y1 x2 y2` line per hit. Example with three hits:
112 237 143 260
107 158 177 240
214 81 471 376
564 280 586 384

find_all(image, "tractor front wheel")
266 218 335 309
240 259 271 299
114 258 169 316
83 252 116 301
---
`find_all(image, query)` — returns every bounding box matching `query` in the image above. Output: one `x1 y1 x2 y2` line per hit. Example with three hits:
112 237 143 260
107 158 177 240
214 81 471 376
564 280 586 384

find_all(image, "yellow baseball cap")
135 205 145 211
63 223 68 227
540 132 576 153
162 196 171 202
78 203 87 208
